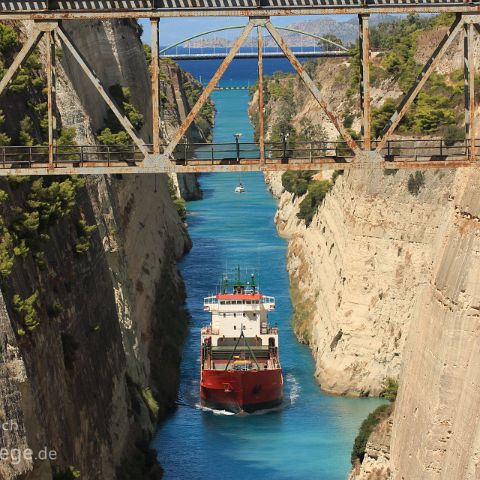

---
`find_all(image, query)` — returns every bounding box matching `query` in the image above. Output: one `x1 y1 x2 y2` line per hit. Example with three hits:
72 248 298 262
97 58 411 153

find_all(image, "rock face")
0 19 200 479
276 168 456 396
349 408 394 480
261 20 480 479
390 167 480 480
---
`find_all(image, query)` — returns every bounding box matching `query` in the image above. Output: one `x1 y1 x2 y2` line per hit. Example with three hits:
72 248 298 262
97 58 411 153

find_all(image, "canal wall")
258 17 480 479
0 20 206 480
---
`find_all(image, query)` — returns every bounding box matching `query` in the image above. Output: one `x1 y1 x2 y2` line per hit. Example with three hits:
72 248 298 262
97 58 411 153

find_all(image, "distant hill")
185 15 401 49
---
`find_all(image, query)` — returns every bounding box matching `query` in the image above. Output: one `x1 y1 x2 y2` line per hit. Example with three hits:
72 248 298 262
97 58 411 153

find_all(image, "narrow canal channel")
152 60 385 480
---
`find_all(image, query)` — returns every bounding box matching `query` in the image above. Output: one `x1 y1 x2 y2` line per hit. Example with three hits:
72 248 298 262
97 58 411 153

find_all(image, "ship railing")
261 295 275 304
204 296 218 305
260 326 278 335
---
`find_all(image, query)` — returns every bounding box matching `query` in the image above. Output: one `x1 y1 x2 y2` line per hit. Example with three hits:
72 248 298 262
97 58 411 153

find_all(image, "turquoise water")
152 88 386 479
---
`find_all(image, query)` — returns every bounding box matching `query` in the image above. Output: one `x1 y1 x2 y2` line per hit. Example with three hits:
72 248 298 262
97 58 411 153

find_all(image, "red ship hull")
201 368 283 413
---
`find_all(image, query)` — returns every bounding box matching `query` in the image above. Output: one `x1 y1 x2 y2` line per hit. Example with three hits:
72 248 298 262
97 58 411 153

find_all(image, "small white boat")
235 183 245 193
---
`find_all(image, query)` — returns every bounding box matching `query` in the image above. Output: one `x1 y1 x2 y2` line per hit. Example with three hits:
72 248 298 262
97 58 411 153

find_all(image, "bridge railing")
0 138 476 171
172 138 475 165
0 144 143 169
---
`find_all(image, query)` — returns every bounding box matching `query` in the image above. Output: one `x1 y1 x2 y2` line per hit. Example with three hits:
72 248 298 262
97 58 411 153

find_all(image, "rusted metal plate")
359 14 371 150
1 5 480 20
465 22 476 160
151 18 161 154
257 24 265 165
0 157 476 176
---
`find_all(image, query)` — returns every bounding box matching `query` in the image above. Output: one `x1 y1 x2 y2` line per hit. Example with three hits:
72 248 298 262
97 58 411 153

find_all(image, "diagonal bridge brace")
162 19 256 159
264 20 361 156
0 28 45 97
376 15 464 152
56 24 151 159
162 17 360 162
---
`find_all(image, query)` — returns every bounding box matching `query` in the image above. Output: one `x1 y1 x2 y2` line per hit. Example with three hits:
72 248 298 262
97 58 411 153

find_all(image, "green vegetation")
297 179 334 226
318 33 343 51
282 171 312 196
98 85 143 146
47 302 64 318
282 170 343 226
289 277 315 344
366 14 463 137
0 23 19 55
141 387 160 417
181 72 215 139
13 291 39 335
407 171 425 195
75 219 96 254
381 377 399 402
54 466 81 480
143 43 152 65
351 404 391 464
0 176 87 282
168 178 187 221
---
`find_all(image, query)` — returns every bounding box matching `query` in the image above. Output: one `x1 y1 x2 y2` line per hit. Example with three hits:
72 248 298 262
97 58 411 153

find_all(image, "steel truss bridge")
0 2 480 175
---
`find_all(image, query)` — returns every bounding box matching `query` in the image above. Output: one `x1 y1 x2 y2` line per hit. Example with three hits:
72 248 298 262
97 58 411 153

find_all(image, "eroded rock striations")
260 16 480 479
390 167 480 479
269 168 455 397
0 19 207 479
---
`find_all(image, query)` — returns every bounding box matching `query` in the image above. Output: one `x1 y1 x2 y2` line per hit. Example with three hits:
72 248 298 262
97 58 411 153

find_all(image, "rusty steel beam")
0 158 476 176
163 20 255 158
265 20 361 154
257 24 265 165
464 20 476 161
46 30 56 170
376 15 464 151
359 14 371 150
151 18 161 154
2 6 480 21
56 24 149 156
0 29 44 97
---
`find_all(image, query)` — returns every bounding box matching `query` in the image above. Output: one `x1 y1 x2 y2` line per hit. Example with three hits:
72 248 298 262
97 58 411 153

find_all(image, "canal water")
152 60 385 479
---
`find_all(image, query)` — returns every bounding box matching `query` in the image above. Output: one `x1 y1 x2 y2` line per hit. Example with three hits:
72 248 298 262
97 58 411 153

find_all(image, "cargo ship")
200 268 283 413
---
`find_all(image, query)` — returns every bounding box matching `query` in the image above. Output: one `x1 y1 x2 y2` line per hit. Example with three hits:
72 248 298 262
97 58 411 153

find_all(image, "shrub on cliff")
98 85 144 146
13 291 40 334
0 23 18 55
407 171 425 196
282 171 313 196
381 377 399 402
351 404 391 464
297 179 333 226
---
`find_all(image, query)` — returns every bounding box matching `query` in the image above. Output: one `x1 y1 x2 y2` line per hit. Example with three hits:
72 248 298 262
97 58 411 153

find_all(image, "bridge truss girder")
0 11 479 175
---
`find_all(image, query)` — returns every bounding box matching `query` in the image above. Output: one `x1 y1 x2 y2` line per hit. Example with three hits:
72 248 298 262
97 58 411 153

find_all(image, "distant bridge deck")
0 140 477 175
162 50 350 61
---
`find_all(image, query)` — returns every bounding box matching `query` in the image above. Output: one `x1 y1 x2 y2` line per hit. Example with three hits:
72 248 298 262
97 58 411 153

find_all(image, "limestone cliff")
0 19 204 480
390 167 480 479
270 168 456 397
259 15 480 479
255 17 474 397
349 408 393 480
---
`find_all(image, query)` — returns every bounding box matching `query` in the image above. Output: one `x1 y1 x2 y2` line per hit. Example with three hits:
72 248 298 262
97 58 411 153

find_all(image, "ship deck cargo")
200 268 283 413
